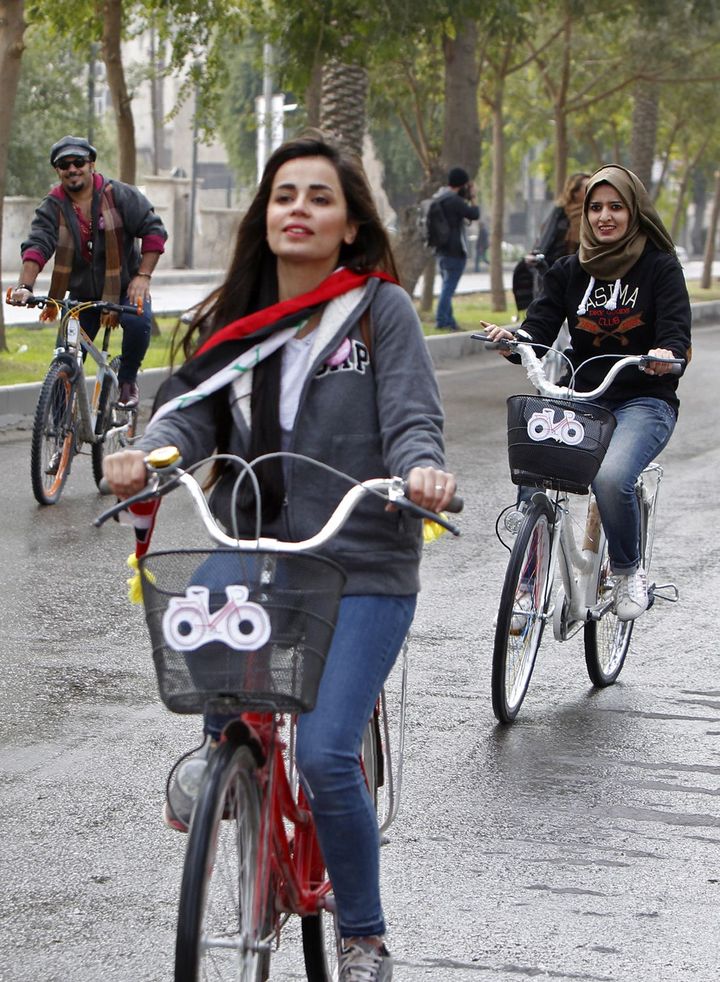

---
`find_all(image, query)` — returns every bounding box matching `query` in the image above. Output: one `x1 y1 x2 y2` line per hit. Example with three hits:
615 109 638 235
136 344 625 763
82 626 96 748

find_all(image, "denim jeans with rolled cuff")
591 396 676 574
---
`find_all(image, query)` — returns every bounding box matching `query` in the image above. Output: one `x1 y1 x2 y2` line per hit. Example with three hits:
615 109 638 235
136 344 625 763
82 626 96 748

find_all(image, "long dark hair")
174 136 398 519
175 136 398 360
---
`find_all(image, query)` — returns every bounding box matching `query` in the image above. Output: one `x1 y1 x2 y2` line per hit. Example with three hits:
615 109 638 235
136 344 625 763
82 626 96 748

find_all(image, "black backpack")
420 192 452 251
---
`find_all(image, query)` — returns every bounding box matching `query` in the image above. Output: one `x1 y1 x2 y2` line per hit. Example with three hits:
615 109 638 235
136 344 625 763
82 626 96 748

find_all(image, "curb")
2 300 718 429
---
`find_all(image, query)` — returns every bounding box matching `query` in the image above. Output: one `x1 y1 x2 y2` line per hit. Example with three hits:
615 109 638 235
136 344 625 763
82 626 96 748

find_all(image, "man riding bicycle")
9 135 167 410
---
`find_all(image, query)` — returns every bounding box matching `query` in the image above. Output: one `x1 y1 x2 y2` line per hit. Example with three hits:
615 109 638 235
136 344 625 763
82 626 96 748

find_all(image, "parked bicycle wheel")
91 356 136 488
30 361 78 505
584 482 651 686
175 742 271 982
492 496 555 723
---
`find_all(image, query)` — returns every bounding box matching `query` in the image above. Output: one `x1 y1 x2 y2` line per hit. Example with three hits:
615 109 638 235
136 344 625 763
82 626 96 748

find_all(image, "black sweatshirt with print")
519 241 692 413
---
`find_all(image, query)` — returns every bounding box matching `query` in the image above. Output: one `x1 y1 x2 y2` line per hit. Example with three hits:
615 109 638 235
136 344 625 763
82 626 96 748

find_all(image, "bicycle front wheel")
91 355 136 488
175 742 271 982
492 496 555 723
30 361 77 505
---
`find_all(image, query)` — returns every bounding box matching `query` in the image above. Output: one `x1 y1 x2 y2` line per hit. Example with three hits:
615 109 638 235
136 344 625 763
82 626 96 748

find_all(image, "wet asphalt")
1 325 720 981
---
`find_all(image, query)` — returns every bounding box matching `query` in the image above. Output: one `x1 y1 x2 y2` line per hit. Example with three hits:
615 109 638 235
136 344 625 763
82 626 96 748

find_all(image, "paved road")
1 326 720 980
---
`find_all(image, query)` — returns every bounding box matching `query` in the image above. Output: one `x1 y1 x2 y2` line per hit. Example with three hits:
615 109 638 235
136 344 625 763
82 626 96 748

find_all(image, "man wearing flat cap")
433 166 479 332
10 135 168 408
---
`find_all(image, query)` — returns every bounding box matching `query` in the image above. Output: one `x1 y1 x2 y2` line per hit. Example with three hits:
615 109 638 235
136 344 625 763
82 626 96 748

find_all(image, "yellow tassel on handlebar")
423 516 449 544
126 552 155 604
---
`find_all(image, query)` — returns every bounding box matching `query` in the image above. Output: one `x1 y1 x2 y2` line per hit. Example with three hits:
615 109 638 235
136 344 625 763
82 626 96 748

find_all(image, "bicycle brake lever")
93 473 183 527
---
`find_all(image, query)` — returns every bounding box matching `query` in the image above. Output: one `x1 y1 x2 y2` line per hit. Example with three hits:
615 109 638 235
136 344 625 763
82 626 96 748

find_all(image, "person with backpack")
427 166 479 331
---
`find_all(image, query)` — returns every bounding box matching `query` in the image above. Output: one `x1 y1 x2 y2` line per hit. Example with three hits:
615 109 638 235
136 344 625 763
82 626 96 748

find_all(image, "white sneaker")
614 567 648 622
509 591 533 635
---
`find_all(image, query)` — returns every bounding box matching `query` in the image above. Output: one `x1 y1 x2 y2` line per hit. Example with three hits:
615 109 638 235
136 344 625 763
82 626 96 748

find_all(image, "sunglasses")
56 157 90 171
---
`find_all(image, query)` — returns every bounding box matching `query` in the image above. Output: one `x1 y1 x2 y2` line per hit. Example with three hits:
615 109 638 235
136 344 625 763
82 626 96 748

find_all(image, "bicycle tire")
91 355 136 488
584 485 649 686
361 710 382 809
30 361 77 505
175 742 271 982
302 908 339 982
492 496 555 723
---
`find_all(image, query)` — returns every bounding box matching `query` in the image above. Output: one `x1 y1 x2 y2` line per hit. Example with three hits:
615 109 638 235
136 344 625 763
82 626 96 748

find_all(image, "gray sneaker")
339 941 393 981
163 738 213 832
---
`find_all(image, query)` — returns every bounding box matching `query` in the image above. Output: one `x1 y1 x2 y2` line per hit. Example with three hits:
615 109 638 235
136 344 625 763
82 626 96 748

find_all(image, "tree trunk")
700 169 720 289
319 59 368 157
489 87 506 312
305 57 322 129
441 19 481 178
629 79 660 190
0 0 27 352
100 0 136 184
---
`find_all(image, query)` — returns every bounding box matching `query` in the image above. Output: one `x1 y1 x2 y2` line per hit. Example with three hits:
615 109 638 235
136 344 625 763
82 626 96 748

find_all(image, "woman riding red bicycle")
103 135 456 982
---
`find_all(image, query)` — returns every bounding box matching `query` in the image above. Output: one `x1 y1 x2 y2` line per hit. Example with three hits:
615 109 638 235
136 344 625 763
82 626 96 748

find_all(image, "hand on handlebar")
479 319 516 355
6 286 34 306
103 448 149 498
127 275 150 312
403 466 457 514
643 347 682 376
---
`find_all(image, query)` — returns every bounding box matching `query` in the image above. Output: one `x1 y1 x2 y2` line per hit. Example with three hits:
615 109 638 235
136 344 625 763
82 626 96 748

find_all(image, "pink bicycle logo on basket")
526 407 585 446
162 585 272 652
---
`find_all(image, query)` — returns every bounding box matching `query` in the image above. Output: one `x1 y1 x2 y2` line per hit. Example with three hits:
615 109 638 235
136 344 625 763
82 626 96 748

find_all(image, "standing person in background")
8 135 168 409
534 171 591 269
474 219 489 272
433 166 480 332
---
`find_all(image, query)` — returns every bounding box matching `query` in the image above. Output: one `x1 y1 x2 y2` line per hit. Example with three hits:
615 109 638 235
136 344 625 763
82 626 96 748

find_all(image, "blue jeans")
436 255 466 329
296 594 416 939
592 397 676 573
79 291 153 384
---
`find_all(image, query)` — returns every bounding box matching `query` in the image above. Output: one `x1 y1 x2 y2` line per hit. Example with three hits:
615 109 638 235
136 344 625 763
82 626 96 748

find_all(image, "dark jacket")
534 205 571 267
520 242 692 411
135 279 447 595
21 175 167 299
436 191 480 259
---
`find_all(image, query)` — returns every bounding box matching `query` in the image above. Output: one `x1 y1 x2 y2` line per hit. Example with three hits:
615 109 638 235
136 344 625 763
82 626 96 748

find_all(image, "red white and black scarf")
149 268 395 425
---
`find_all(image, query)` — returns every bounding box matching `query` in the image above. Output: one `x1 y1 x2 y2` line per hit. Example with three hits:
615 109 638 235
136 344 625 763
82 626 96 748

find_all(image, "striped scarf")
49 181 124 325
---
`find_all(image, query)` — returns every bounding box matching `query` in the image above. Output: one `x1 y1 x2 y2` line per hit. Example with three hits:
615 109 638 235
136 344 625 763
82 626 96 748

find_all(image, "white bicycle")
473 333 682 723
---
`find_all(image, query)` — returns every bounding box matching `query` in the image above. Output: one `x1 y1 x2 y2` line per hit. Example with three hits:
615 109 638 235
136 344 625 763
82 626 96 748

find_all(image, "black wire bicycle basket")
139 549 346 715
506 394 617 495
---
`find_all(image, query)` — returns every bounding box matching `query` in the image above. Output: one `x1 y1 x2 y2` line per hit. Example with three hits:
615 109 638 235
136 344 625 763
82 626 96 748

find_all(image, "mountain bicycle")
473 333 682 723
6 292 141 505
95 448 461 981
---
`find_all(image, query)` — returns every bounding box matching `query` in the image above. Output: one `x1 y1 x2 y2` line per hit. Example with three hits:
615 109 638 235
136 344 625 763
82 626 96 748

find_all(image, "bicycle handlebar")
471 332 684 400
95 452 463 545
5 289 143 317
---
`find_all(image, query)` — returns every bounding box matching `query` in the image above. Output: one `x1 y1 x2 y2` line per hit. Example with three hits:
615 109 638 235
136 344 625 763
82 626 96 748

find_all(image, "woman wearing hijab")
485 164 691 622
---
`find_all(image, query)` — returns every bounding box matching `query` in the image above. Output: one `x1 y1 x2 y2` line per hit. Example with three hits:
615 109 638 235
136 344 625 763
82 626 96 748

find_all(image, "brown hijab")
578 165 676 280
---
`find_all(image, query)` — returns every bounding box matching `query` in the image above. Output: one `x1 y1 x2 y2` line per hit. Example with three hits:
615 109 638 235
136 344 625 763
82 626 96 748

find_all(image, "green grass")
2 283 719 385
0 316 179 386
